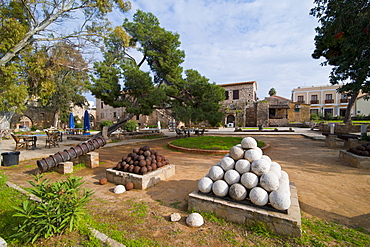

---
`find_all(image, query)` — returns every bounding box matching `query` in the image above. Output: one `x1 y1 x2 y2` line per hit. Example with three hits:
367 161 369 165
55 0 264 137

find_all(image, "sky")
103 0 334 101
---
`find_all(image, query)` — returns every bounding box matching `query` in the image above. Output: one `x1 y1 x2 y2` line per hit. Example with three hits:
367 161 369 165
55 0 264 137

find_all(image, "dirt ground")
2 135 370 245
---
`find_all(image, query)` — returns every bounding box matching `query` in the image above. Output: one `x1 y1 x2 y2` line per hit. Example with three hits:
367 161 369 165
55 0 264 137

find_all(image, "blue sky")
100 0 333 101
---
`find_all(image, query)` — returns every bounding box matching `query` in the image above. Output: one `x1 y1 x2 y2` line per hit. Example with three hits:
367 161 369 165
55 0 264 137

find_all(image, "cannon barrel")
36 136 106 173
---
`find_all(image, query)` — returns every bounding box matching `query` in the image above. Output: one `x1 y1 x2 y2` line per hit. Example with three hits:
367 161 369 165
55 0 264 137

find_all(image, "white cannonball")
241 137 258 149
235 159 251 174
198 177 214 193
229 145 244 161
260 172 280 192
244 148 263 162
269 190 291 210
212 180 229 197
224 170 240 185
224 153 230 157
208 166 224 181
269 162 282 178
113 185 126 194
251 159 271 176
220 156 235 171
186 212 204 227
229 183 247 201
280 170 289 181
278 173 290 192
260 155 272 164
249 187 269 206
240 172 259 189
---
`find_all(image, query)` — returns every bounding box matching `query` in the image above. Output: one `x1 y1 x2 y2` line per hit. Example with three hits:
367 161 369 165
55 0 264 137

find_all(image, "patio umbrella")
69 113 75 129
83 110 90 134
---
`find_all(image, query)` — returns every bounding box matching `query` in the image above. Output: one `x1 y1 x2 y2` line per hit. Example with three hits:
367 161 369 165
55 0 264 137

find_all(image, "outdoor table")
183 129 194 137
18 134 47 149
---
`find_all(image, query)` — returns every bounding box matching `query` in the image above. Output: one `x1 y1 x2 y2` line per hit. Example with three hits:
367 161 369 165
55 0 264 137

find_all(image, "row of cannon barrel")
36 136 106 172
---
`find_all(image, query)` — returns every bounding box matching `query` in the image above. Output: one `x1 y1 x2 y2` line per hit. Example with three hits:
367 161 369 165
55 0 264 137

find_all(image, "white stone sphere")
186 212 204 227
113 185 126 194
240 172 259 189
241 137 258 149
260 155 272 164
229 146 244 161
269 190 291 210
212 180 229 197
260 172 280 192
244 148 263 162
235 159 251 174
220 156 235 171
249 187 269 206
229 183 247 201
251 159 271 176
208 166 224 181
198 177 214 193
278 173 290 192
224 170 240 185
280 170 289 181
224 153 230 157
269 162 282 178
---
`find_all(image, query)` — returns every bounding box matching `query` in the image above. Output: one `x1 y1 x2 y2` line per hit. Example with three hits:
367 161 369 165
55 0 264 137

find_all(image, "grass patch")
170 136 264 150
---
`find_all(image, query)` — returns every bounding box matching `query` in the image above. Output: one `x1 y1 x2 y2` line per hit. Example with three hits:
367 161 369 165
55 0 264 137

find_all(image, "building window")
225 91 229 100
311 95 319 104
311 95 317 101
310 109 319 115
101 102 104 108
113 112 116 118
297 96 304 102
324 108 333 117
136 115 140 120
325 94 332 100
340 94 349 103
233 90 239 100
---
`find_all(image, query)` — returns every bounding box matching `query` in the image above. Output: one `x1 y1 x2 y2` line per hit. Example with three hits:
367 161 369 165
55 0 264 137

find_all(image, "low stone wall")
339 150 370 169
318 123 369 134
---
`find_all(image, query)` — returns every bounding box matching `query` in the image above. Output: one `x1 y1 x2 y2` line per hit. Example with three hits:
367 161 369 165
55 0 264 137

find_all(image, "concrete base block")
325 134 338 148
339 150 370 169
79 152 99 168
188 183 302 237
343 139 360 150
54 161 73 174
106 165 176 190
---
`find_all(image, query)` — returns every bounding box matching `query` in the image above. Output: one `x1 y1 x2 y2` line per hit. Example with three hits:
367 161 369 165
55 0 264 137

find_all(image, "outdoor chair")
175 128 185 138
45 131 60 148
11 133 32 151
197 128 205 136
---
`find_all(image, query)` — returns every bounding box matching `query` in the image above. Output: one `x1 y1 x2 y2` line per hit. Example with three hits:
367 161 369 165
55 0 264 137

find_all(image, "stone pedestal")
343 139 360 150
188 183 302 237
325 134 337 148
339 150 370 168
79 152 99 168
106 165 176 190
54 161 73 174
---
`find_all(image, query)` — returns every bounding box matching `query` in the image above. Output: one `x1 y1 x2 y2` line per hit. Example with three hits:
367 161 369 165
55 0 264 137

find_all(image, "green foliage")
310 0 370 123
122 120 138 132
12 174 93 244
90 10 225 127
99 120 113 129
268 87 277 96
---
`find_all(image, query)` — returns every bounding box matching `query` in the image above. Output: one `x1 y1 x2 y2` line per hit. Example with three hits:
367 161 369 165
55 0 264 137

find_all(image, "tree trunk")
343 91 359 124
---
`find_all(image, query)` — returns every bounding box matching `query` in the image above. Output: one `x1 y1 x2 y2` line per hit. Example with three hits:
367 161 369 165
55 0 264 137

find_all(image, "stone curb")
168 143 270 155
5 181 125 247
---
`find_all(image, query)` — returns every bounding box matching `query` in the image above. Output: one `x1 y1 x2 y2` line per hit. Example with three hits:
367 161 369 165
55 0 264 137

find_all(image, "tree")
268 87 277 96
310 0 370 123
0 0 131 115
90 10 225 130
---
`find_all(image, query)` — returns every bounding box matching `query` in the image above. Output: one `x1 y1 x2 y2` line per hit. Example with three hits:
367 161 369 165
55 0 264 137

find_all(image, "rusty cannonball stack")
112 145 170 175
348 142 370 156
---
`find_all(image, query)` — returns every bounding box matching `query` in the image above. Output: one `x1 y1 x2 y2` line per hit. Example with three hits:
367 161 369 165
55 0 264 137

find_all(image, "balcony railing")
297 100 305 104
310 100 319 104
340 99 350 103
325 99 334 104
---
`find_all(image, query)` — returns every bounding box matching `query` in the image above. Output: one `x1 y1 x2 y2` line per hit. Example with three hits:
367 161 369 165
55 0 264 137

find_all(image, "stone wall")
256 102 269 127
11 106 57 129
318 122 369 134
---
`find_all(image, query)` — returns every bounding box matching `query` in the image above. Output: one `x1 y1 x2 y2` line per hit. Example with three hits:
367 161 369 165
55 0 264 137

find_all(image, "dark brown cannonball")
125 182 134 191
157 161 163 168
358 145 366 151
138 149 144 155
139 160 147 167
146 159 151 166
133 148 139 154
151 159 157 164
133 166 141 174
156 156 162 162
129 160 134 165
151 149 157 155
116 162 122 170
140 166 148 174
123 164 130 171
151 163 157 170
128 152 135 158
144 150 151 157
133 154 139 161
126 156 132 162
362 151 369 156
138 155 145 161
121 156 127 161
99 177 107 185
147 165 152 172
128 165 134 172
134 160 139 166
142 145 150 151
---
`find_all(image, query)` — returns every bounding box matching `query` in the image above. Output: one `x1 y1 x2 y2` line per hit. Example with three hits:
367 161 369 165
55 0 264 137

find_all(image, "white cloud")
111 0 333 99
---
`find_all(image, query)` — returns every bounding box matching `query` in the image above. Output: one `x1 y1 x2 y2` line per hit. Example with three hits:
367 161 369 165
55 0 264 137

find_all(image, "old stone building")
220 81 258 127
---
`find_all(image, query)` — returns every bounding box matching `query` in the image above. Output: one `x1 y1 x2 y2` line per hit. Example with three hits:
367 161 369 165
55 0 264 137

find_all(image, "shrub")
100 120 113 129
75 122 83 128
12 175 93 244
122 120 138 132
